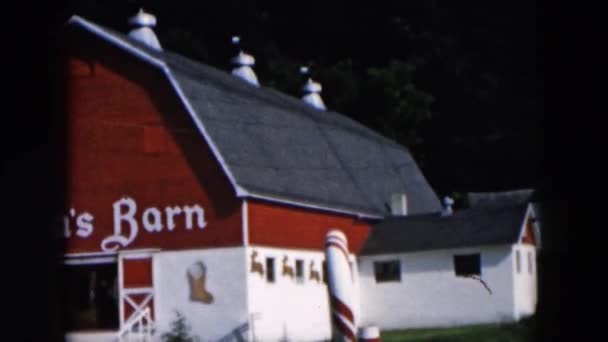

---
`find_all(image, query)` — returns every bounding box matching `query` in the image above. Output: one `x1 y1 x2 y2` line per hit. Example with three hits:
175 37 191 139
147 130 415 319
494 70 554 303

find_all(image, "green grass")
380 318 535 342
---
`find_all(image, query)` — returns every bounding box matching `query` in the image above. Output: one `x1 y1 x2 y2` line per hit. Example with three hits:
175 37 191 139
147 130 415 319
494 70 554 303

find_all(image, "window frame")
265 257 275 283
295 259 304 283
453 253 481 277
373 260 402 283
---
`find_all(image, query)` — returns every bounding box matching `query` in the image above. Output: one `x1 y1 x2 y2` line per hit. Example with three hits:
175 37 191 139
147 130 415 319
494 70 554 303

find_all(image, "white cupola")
300 66 326 111
441 196 455 217
230 36 260 87
128 8 162 50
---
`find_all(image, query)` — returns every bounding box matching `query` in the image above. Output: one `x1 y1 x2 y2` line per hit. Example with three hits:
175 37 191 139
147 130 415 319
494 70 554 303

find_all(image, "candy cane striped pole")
325 230 357 342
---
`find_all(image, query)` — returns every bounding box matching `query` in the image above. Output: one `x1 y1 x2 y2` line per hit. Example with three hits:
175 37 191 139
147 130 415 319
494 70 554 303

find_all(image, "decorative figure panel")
187 261 214 304
250 250 264 276
282 255 295 279
309 260 321 283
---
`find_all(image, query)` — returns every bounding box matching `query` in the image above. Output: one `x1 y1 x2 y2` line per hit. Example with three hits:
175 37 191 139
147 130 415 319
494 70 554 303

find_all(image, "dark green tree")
161 311 198 342
365 60 434 150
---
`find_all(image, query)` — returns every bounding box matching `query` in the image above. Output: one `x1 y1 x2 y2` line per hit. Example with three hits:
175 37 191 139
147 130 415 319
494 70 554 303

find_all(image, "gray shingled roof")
66 16 442 217
361 204 529 255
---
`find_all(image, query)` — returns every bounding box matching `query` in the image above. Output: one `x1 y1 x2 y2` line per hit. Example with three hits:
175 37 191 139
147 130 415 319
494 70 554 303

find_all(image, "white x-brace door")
118 251 155 328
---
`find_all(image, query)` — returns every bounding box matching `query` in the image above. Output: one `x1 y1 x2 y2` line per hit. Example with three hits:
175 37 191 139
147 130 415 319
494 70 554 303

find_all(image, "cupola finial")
300 66 326 110
128 8 161 50
230 36 259 86
441 196 455 217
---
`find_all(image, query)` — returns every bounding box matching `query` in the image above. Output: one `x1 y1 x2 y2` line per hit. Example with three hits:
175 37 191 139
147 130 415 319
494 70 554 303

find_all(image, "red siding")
123 259 153 288
522 219 536 246
248 200 371 253
63 33 242 253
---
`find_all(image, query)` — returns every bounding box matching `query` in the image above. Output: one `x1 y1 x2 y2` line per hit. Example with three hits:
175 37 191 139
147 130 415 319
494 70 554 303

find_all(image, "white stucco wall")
358 245 516 330
245 246 358 341
512 243 537 319
65 331 120 342
153 247 249 341
65 244 537 341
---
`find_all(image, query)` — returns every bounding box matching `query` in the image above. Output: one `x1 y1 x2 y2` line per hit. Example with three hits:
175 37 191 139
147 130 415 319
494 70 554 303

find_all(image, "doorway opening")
63 262 119 330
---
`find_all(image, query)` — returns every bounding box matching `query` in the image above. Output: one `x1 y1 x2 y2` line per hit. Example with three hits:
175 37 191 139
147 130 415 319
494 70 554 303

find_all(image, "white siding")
513 243 537 319
153 247 249 341
65 332 119 342
246 246 355 341
66 244 538 341
358 245 516 330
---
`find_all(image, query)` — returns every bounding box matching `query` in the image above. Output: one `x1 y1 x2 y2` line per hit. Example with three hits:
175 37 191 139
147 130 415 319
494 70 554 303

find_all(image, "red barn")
61 11 441 341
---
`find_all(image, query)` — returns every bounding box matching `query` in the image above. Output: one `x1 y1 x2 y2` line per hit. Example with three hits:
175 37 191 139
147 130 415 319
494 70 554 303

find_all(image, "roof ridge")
163 50 407 150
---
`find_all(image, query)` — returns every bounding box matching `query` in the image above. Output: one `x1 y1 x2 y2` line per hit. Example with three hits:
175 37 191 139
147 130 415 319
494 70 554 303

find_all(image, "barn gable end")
63 27 243 254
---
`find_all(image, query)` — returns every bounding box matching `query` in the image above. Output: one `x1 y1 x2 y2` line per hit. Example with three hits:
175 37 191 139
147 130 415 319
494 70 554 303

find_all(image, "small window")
295 259 304 283
454 254 481 277
266 258 275 283
528 251 534 274
515 250 521 273
373 260 401 283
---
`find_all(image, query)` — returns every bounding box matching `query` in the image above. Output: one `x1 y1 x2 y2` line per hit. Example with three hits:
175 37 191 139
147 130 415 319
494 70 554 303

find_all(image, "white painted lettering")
65 197 209 250
143 207 163 232
165 206 182 231
75 212 94 237
101 197 139 251
63 215 71 238
183 205 207 229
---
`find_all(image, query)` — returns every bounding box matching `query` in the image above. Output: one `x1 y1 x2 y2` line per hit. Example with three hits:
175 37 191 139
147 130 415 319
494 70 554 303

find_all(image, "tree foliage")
161 311 199 342
365 60 434 148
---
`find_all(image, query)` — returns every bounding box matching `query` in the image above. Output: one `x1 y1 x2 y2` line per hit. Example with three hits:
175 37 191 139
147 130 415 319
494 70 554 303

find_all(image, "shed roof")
66 16 442 218
361 203 529 255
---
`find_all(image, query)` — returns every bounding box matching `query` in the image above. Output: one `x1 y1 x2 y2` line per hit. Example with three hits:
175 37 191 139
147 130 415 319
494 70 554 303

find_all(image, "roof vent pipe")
300 66 327 110
441 196 454 217
128 8 162 50
230 36 260 87
390 193 408 216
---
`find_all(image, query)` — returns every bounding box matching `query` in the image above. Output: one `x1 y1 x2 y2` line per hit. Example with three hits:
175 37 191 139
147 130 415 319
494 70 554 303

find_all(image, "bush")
161 311 199 342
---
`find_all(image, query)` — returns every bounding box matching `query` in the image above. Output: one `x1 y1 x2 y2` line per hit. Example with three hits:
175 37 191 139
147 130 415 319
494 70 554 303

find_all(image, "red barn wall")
247 200 371 253
63 31 242 254
522 219 536 246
